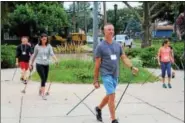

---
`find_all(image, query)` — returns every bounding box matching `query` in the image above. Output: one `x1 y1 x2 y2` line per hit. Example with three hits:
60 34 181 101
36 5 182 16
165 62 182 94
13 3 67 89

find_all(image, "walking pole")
115 73 134 110
3 69 17 81
141 57 158 86
21 67 33 94
180 59 184 70
46 63 58 96
66 88 96 116
12 67 18 81
74 93 95 116
45 82 52 96
174 62 180 70
141 70 157 86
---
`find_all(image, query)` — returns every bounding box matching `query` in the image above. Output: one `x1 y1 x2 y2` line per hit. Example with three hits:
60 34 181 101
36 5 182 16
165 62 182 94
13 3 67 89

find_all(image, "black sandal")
172 72 175 78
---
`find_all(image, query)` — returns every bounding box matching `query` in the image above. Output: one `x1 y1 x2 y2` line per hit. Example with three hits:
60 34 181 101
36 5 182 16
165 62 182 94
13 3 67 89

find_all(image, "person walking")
29 33 58 100
16 36 32 84
93 23 139 123
176 5 185 40
157 39 173 88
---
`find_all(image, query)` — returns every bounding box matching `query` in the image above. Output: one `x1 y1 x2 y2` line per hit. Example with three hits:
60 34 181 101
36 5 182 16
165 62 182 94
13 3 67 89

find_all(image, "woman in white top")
30 33 58 100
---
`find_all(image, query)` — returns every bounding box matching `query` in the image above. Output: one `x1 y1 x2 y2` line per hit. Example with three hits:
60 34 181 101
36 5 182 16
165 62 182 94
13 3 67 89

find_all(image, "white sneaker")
42 95 47 100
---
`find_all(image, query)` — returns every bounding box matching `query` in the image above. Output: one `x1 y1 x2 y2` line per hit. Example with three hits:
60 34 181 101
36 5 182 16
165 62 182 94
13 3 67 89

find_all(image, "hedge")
125 42 184 69
1 44 17 68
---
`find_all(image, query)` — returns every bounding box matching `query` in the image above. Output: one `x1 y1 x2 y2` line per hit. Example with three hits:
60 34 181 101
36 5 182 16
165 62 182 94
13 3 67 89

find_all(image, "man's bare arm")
94 57 101 82
120 54 133 69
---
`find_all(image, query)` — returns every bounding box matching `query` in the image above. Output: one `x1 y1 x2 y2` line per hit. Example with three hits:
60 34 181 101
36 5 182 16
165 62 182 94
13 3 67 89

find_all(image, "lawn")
133 38 182 48
31 59 159 84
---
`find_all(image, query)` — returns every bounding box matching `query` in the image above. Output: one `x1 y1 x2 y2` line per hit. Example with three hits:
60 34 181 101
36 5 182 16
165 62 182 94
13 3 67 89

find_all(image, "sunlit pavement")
1 68 184 123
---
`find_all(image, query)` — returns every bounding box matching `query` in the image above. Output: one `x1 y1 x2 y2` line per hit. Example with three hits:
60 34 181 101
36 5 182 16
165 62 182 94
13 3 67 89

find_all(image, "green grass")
31 59 159 84
87 44 93 48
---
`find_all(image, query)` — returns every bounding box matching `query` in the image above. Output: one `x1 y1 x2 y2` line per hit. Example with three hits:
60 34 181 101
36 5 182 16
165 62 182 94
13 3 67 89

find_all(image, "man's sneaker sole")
112 119 119 123
95 107 103 122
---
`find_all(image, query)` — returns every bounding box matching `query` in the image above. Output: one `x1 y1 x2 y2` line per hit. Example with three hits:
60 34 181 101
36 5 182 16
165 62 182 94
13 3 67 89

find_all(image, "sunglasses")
42 38 47 41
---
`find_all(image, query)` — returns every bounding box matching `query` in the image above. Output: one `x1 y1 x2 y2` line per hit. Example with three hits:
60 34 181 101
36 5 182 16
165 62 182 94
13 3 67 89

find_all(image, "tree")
6 2 69 37
106 8 141 34
67 2 92 33
123 1 185 48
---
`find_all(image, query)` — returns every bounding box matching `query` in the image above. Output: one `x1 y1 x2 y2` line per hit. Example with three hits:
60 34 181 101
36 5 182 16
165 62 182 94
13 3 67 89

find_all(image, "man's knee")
108 93 115 101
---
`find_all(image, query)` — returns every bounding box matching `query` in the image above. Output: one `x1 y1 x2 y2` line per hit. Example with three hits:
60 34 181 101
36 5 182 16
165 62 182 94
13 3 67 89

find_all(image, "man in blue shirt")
93 23 139 123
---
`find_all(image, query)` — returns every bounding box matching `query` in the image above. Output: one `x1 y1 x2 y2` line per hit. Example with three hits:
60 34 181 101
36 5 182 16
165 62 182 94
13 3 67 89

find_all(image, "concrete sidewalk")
1 68 184 123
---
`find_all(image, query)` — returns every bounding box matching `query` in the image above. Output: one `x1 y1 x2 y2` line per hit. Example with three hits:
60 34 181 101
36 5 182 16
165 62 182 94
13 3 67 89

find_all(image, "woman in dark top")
16 36 32 84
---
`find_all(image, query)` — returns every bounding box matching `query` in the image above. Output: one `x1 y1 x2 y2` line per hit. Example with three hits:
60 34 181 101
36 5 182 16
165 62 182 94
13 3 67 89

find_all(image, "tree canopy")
4 2 68 37
106 8 142 34
123 1 185 47
67 2 93 32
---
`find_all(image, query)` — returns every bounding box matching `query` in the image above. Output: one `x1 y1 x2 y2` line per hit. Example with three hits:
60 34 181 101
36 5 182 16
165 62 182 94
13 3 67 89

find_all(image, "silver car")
113 34 133 48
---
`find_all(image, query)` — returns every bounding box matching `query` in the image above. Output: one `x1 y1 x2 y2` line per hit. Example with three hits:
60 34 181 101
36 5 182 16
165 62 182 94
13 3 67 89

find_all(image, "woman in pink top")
157 39 173 88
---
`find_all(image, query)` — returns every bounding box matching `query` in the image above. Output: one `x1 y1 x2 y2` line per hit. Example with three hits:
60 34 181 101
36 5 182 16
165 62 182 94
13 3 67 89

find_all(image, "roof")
154 25 174 30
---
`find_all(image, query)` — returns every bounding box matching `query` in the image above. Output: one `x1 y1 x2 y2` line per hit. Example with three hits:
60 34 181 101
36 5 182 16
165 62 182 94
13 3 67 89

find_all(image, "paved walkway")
1 68 184 123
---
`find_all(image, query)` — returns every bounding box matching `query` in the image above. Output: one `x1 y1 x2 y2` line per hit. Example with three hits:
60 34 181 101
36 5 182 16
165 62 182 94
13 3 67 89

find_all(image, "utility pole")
114 4 117 40
103 2 107 25
93 2 99 61
73 2 76 32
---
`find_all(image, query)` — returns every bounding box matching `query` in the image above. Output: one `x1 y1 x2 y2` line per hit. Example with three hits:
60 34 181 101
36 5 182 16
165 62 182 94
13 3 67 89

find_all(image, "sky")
64 2 142 13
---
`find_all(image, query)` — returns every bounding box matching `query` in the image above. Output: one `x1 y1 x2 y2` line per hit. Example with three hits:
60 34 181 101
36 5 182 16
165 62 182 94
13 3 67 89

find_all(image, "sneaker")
95 106 102 122
168 83 172 88
163 83 167 88
23 80 27 84
112 119 119 123
42 95 47 100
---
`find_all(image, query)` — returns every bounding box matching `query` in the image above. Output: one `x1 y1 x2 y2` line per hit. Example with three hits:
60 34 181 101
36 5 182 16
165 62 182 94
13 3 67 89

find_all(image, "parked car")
87 36 93 44
113 34 133 48
87 36 104 44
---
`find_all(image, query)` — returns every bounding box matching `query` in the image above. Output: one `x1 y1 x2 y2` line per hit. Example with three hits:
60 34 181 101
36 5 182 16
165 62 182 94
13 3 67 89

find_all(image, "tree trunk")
103 2 107 25
141 2 150 48
148 23 154 46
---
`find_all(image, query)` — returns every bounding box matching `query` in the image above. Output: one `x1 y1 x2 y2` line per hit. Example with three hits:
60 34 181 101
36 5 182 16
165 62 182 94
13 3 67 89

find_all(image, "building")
152 25 174 38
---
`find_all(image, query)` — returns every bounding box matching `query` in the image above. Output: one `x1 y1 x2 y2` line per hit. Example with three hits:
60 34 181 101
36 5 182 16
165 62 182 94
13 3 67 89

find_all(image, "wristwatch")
94 79 99 83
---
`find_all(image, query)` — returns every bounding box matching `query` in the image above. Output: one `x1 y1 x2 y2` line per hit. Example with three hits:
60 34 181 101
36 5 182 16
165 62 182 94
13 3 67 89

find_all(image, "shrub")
139 46 159 68
53 43 84 54
125 48 141 58
1 44 17 68
125 42 184 69
75 69 93 83
131 57 143 67
173 42 184 69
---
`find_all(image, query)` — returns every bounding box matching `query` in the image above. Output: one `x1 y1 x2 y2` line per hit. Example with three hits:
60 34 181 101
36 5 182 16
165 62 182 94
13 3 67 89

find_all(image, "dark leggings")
161 62 171 78
36 64 49 87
